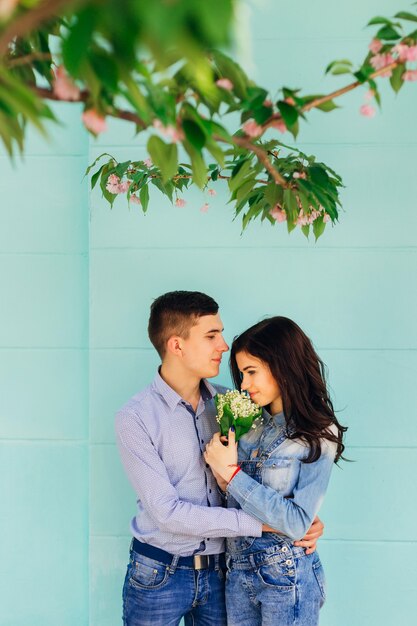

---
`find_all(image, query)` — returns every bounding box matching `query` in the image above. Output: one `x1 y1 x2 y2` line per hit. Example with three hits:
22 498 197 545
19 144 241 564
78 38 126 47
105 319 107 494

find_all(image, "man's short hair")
148 291 219 358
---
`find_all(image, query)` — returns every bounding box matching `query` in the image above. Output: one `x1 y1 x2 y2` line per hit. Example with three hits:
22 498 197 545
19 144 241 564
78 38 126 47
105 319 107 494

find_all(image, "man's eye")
207 335 215 339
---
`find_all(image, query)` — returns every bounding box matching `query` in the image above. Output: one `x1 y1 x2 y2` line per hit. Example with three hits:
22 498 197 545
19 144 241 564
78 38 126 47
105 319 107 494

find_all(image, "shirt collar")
151 370 216 411
263 408 286 428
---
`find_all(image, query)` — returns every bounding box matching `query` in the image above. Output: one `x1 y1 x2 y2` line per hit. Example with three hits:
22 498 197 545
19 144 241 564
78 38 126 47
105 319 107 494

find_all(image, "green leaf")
140 185 149 212
315 99 339 112
277 101 298 127
325 59 352 75
390 63 406 93
184 141 208 189
376 25 401 40
212 50 248 99
301 224 310 238
283 189 298 223
62 6 96 75
182 119 206 150
394 11 417 23
367 16 393 26
89 51 119 92
147 136 178 183
229 159 252 192
91 164 106 190
313 217 326 241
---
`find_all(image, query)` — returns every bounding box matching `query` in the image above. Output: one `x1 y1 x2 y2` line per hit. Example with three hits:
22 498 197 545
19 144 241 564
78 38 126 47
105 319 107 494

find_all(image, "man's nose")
218 337 229 352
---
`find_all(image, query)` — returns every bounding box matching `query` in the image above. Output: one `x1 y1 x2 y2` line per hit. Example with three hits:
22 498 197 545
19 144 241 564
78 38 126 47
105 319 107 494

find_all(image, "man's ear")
166 336 182 356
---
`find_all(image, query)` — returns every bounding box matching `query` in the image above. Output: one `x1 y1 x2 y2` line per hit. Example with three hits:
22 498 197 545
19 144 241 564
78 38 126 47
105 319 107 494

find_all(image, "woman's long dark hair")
230 316 347 463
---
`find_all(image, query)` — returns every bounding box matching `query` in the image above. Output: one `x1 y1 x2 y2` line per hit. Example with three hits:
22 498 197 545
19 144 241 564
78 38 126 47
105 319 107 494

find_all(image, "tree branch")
6 51 53 68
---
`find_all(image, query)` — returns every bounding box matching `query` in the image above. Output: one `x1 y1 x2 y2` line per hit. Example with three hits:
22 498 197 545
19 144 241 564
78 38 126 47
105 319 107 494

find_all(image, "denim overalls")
225 423 328 626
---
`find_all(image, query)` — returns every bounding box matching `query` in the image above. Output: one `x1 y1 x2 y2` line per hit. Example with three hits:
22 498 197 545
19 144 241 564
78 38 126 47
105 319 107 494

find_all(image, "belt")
132 538 225 570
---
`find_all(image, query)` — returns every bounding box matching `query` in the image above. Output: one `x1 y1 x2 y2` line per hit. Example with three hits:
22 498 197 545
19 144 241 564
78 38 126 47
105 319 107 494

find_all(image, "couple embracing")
115 291 346 626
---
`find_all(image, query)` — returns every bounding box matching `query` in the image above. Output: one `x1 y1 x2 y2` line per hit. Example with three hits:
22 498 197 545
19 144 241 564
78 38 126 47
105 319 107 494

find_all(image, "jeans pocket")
312 557 326 601
129 553 170 590
256 562 295 591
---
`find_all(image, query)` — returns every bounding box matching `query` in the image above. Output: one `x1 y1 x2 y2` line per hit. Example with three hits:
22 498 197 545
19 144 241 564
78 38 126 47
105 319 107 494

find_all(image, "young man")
116 291 323 626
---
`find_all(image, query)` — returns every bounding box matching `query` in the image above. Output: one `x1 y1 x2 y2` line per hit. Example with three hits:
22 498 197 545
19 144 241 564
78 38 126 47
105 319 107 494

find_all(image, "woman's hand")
293 516 324 554
204 428 238 483
210 467 228 492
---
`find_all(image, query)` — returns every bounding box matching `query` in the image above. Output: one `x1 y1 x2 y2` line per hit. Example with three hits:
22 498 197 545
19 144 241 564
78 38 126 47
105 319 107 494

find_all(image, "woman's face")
236 351 283 414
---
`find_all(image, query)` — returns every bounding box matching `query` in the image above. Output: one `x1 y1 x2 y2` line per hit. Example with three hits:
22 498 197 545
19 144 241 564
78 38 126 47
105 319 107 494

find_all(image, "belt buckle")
193 555 209 570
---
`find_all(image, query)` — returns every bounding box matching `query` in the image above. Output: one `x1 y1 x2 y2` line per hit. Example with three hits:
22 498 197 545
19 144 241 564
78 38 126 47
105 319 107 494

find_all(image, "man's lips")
212 358 222 363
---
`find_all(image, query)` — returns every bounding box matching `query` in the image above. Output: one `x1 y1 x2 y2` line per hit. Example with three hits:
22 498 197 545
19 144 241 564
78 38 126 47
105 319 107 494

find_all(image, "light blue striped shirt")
115 371 262 556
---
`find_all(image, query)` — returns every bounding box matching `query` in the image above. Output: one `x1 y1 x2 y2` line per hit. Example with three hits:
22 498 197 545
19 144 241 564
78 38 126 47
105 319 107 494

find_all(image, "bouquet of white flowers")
215 390 262 441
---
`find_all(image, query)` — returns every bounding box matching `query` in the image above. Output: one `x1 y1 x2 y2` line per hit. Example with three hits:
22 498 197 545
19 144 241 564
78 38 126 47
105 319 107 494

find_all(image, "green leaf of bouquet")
325 59 352 74
91 164 106 190
147 136 178 183
229 159 252 192
283 188 298 223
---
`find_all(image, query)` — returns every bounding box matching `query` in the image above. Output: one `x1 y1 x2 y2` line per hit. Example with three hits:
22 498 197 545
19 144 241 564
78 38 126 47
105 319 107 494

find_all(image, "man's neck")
159 363 202 411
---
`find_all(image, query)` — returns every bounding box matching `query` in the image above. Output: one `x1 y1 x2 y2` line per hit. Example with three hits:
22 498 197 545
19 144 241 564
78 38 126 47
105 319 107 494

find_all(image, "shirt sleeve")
226 440 337 540
115 410 262 539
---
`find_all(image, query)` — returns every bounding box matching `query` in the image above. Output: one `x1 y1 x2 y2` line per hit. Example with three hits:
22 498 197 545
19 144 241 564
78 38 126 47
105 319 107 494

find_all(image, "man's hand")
293 516 324 554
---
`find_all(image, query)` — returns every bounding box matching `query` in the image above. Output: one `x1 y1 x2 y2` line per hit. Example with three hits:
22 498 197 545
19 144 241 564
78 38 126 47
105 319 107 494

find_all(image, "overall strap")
259 427 288 460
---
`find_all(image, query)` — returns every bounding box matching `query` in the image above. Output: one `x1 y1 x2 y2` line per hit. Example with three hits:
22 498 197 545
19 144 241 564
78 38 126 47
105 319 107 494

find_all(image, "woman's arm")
204 429 335 541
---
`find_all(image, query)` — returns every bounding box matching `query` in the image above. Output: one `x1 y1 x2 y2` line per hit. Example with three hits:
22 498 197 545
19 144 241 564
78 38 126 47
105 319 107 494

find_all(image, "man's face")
179 313 229 379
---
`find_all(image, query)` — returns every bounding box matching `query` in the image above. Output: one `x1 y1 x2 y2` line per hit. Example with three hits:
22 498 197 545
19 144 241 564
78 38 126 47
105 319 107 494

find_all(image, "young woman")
204 316 346 626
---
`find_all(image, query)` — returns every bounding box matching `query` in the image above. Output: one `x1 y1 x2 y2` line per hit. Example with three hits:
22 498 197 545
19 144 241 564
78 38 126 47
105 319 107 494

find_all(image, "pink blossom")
208 189 217 196
403 70 417 81
364 89 375 102
242 120 263 138
53 66 80 101
284 97 296 106
360 104 376 118
263 99 273 108
370 53 394 77
393 43 410 62
216 78 234 91
106 174 121 194
118 181 130 193
323 214 331 223
175 198 186 208
296 211 309 226
143 158 153 168
153 119 184 143
82 109 107 135
271 119 286 134
200 203 209 213
293 171 306 179
406 45 417 61
130 194 141 205
269 206 287 222
369 39 383 54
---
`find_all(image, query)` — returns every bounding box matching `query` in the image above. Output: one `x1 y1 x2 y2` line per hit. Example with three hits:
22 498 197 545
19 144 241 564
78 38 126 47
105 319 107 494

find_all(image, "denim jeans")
122 547 227 625
225 538 326 626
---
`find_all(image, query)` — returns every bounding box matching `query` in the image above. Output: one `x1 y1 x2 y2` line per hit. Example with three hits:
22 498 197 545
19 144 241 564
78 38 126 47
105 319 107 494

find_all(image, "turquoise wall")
1 1 417 624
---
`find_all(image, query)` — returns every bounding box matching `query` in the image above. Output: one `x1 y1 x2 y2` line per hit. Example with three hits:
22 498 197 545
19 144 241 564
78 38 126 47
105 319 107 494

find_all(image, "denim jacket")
226 411 338 542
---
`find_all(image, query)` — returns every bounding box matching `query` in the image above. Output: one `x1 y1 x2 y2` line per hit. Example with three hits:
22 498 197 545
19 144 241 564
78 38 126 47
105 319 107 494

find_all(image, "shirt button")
206 464 209 468
209 489 212 493
207 538 210 541
281 546 288 553
285 559 292 566
201 439 204 444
